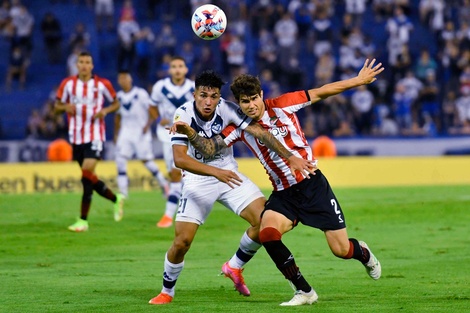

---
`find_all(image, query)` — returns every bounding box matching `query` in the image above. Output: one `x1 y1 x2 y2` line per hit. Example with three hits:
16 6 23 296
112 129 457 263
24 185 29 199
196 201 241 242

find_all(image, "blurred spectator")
259 68 281 99
192 45 215 75
135 27 154 88
414 50 438 81
442 90 458 133
310 8 333 58
154 23 176 64
5 45 29 91
40 12 62 64
386 5 413 45
417 70 440 131
315 52 335 86
351 85 374 135
68 22 90 52
179 41 196 73
274 11 298 70
95 0 114 32
225 34 246 77
0 0 10 33
26 109 43 138
454 86 470 134
117 8 140 71
393 83 413 132
66 47 80 76
11 4 34 56
345 0 366 28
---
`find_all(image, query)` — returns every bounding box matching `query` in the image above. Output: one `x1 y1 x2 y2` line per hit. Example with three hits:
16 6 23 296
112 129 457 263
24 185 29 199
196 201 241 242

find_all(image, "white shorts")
116 134 154 160
176 171 265 225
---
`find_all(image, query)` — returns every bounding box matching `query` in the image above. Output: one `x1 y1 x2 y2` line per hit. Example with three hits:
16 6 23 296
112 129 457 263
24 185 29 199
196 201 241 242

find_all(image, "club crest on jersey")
269 116 279 125
211 122 221 133
174 114 181 121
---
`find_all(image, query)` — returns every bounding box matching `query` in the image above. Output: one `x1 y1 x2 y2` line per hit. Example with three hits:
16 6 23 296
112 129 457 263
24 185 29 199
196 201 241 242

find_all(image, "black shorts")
263 170 346 231
73 141 104 166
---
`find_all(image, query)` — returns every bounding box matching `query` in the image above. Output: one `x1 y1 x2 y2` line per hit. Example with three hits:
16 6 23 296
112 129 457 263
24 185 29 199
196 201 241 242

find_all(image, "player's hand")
357 58 385 84
287 156 318 178
65 103 76 115
93 110 107 120
214 168 242 189
168 121 192 135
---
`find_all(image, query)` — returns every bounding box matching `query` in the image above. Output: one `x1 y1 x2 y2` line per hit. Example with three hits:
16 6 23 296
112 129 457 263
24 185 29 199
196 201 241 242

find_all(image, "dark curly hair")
195 70 225 90
230 74 262 102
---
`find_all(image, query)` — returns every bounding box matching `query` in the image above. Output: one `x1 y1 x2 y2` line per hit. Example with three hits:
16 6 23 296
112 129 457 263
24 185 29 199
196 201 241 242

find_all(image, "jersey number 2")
331 199 344 223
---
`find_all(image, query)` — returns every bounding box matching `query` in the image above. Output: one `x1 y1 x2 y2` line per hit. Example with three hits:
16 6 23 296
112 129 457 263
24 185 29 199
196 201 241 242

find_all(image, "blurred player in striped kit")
114 70 169 199
55 51 124 232
150 56 195 228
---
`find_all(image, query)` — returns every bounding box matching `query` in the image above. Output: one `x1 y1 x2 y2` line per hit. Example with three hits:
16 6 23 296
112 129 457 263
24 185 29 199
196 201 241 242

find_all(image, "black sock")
263 240 311 293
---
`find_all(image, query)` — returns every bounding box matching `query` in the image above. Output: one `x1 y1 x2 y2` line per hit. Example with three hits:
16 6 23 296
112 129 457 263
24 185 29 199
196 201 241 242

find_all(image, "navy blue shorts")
263 170 346 231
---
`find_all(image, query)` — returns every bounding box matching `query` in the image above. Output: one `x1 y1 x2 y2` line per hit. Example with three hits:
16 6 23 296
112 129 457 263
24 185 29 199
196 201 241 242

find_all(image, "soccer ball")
191 4 227 40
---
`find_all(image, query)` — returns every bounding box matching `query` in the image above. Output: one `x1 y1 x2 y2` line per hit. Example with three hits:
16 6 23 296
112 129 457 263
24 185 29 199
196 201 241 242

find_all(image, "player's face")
169 59 188 82
76 55 93 77
118 73 132 91
238 91 264 121
193 86 221 120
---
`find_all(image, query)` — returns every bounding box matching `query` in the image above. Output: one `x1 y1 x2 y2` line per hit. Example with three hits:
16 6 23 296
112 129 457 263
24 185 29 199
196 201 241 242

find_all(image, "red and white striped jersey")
222 90 315 191
57 75 116 144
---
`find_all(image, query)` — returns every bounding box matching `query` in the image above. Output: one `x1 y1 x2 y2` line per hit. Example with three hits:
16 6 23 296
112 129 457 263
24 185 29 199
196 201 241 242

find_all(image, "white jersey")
116 86 152 139
171 98 251 182
150 77 195 143
115 86 153 159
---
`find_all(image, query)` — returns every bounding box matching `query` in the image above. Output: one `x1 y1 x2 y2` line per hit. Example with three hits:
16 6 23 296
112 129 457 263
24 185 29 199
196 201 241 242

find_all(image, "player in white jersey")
55 51 124 232
150 56 195 228
114 71 168 199
148 70 311 305
170 59 384 306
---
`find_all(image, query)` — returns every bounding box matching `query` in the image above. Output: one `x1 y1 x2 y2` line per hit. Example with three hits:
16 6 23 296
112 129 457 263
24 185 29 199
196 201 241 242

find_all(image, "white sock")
164 182 182 218
116 156 128 197
161 253 184 297
144 160 168 190
228 231 262 268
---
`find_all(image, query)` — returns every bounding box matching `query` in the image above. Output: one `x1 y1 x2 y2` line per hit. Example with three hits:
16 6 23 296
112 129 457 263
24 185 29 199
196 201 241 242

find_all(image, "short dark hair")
118 70 130 75
170 56 186 63
78 51 92 58
230 74 262 102
195 70 225 90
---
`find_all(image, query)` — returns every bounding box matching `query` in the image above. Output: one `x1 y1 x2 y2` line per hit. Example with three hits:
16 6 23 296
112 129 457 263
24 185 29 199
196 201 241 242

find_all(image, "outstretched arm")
308 58 384 103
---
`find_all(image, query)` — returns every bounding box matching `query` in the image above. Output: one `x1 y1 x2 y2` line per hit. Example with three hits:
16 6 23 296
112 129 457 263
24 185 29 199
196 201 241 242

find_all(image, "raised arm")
308 58 384 103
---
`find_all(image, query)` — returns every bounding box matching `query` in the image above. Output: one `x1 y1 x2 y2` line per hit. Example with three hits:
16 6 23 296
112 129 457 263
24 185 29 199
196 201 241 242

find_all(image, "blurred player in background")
150 56 195 228
173 59 384 306
114 70 169 199
55 51 124 232
149 70 313 305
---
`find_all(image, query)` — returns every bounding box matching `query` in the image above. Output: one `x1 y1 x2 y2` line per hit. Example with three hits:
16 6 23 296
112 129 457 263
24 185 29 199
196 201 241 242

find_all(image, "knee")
259 227 282 244
172 236 193 255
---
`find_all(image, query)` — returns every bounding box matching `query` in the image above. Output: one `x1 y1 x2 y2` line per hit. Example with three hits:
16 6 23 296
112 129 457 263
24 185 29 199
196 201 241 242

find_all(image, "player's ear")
260 90 263 100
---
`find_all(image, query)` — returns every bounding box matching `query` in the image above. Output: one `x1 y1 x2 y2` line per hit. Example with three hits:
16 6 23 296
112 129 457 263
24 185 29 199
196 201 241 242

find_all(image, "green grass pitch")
1 185 469 312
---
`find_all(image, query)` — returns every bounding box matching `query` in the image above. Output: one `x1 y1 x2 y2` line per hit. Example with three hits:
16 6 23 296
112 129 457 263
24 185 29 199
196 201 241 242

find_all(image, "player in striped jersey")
150 56 195 228
170 59 384 306
114 71 169 199
55 51 124 232
149 70 313 305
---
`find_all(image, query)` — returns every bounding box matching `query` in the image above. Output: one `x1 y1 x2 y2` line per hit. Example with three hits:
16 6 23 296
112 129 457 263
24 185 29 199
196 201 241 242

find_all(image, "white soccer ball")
191 4 227 40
